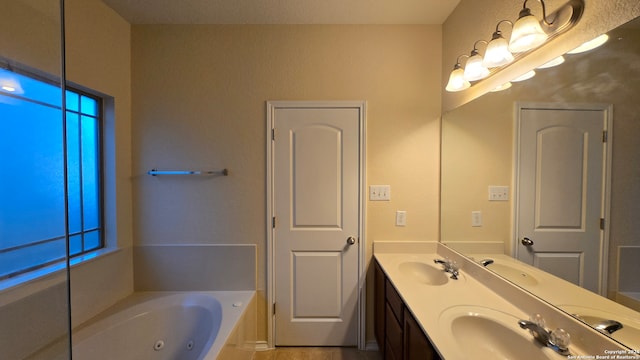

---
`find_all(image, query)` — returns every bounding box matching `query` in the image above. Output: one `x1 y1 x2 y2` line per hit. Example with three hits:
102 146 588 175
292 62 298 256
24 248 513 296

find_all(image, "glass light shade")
537 56 565 69
491 82 512 92
567 34 609 54
509 13 548 53
483 36 514 68
445 67 470 92
512 70 536 82
463 53 490 81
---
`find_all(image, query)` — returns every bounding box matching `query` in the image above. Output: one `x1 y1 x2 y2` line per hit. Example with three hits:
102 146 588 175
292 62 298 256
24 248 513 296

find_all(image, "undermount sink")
438 306 561 360
398 261 449 285
486 262 539 286
559 305 640 348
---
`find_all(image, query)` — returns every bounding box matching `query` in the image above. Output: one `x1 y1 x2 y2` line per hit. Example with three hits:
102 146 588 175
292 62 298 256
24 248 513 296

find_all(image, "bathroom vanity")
373 242 634 360
374 259 438 360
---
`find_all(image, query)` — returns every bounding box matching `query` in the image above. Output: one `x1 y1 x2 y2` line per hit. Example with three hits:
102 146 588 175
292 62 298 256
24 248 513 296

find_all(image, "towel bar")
147 169 229 176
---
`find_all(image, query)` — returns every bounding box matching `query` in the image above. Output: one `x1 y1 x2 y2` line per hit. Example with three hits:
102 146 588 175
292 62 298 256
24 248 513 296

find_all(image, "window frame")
64 86 105 258
0 62 105 281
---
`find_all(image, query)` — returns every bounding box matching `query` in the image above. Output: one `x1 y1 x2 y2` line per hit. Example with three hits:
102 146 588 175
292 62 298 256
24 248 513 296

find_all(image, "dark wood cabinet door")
374 260 386 353
404 308 440 360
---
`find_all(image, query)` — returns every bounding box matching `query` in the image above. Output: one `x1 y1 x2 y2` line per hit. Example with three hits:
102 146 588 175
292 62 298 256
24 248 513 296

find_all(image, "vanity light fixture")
508 0 553 53
483 20 515 68
567 34 609 54
445 55 471 92
537 56 565 69
463 40 490 81
444 0 583 92
512 70 536 82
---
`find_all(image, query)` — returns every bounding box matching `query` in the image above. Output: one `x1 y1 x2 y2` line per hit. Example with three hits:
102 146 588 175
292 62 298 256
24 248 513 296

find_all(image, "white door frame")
266 100 367 349
512 102 613 296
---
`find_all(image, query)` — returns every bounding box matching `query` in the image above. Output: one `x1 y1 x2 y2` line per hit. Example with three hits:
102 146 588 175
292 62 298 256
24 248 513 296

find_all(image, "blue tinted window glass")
0 68 62 107
81 116 100 229
0 99 66 248
80 95 97 116
66 113 82 233
66 90 79 112
0 239 66 278
83 231 101 251
69 235 83 256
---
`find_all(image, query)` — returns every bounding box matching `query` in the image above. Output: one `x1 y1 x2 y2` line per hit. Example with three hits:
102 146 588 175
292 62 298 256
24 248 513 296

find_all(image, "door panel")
272 104 361 346
292 124 342 228
292 251 342 317
516 105 608 293
533 252 583 285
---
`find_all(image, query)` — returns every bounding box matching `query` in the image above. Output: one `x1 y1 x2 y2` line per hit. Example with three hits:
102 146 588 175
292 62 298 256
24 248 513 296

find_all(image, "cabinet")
374 259 440 360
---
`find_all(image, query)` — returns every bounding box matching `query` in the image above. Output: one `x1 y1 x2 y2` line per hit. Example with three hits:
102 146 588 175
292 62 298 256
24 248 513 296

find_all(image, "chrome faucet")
434 258 459 280
479 259 494 266
518 314 571 355
518 320 552 344
594 319 624 335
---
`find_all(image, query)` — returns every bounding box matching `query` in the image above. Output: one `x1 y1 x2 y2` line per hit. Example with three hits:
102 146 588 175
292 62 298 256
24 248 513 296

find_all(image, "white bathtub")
72 291 256 360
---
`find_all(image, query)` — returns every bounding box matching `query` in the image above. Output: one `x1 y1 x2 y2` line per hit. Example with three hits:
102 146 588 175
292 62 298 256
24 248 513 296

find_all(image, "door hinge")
272 128 276 141
602 130 608 143
600 218 605 230
272 216 276 228
273 302 276 315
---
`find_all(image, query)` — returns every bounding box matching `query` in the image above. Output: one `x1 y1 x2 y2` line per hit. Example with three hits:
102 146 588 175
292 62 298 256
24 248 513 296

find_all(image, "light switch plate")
488 186 509 201
369 185 391 201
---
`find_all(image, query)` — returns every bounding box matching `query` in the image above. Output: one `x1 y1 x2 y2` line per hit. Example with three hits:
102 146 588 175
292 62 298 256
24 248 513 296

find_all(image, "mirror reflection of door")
515 103 612 295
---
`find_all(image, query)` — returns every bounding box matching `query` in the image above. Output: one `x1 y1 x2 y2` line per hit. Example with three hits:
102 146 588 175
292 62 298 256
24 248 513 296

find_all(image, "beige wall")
131 24 442 344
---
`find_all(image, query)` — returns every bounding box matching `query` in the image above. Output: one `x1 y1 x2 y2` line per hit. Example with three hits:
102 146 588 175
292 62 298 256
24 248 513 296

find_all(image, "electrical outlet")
471 211 482 227
369 185 391 201
396 211 407 226
488 186 509 201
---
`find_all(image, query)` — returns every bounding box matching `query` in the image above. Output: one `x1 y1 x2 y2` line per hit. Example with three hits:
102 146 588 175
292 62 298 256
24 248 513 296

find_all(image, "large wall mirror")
441 15 640 349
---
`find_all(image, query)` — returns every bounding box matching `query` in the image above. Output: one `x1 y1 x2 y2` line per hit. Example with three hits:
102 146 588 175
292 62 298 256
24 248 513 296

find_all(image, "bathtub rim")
71 290 256 360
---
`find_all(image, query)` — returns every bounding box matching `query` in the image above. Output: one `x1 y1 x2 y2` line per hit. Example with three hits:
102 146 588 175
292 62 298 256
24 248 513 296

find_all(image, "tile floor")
252 347 383 360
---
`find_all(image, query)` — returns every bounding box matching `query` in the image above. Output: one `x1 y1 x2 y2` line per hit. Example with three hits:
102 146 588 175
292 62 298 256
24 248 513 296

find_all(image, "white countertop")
373 241 632 359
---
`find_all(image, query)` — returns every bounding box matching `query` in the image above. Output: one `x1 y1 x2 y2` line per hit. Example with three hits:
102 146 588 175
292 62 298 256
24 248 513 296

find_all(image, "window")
0 66 103 280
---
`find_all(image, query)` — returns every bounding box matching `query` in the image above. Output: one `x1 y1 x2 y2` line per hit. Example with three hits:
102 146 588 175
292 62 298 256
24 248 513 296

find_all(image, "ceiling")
100 0 461 25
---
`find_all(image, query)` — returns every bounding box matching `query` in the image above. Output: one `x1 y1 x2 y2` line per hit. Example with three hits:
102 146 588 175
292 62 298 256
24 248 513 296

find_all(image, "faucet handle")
550 328 571 351
529 313 546 328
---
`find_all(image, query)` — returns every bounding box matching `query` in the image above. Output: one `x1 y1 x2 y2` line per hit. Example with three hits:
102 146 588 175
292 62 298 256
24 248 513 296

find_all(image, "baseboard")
365 340 380 351
253 341 271 352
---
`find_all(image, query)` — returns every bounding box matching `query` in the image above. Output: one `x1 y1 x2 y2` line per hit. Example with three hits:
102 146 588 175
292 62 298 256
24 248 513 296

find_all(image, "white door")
515 103 610 294
270 102 363 346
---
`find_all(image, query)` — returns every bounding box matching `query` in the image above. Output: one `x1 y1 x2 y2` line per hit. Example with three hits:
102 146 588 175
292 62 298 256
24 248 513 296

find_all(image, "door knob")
521 237 534 246
346 237 357 245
